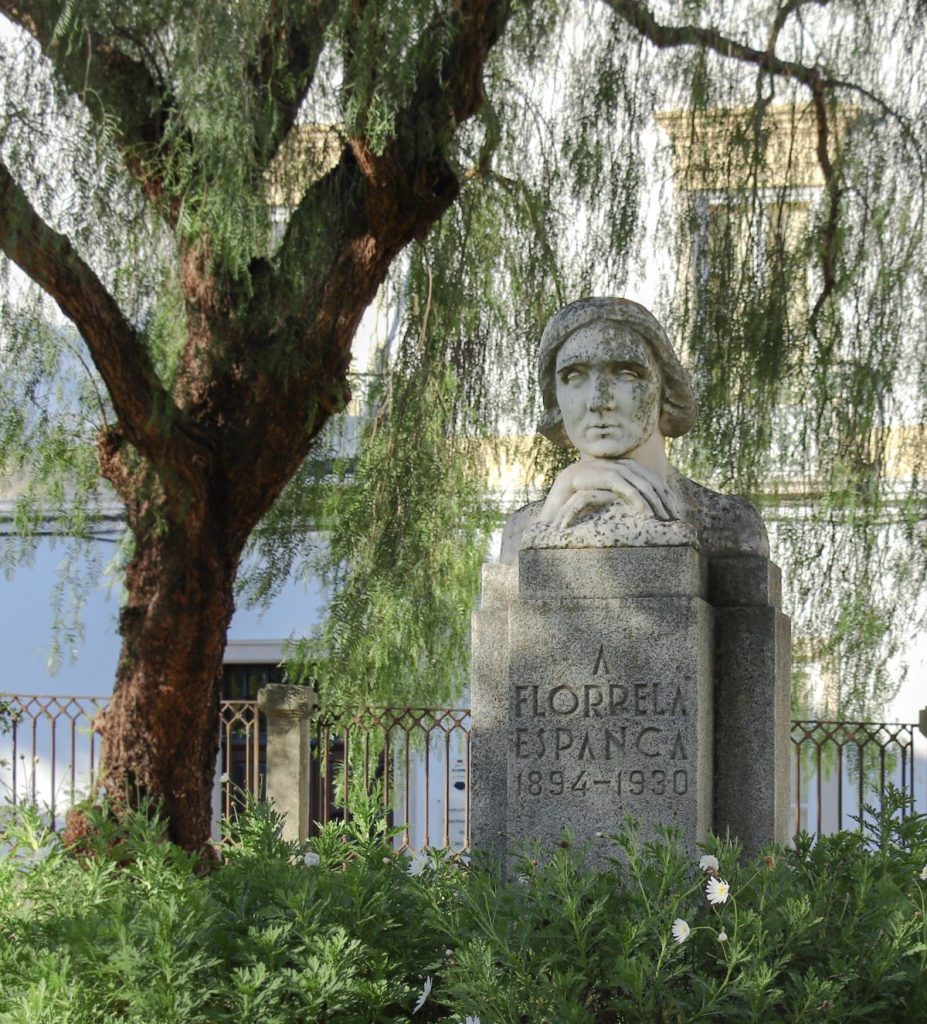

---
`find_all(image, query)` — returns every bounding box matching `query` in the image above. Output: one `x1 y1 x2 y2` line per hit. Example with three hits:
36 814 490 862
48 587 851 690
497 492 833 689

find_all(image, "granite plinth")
472 546 714 865
712 558 791 853
472 545 791 865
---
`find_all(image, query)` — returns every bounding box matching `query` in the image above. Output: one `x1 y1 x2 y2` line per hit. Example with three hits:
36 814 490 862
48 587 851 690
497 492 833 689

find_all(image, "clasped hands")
539 458 682 529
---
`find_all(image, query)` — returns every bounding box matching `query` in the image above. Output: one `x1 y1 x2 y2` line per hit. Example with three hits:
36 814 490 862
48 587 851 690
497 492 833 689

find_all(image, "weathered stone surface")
519 546 706 600
472 547 714 865
708 555 791 854
258 683 318 718
257 684 317 843
472 296 791 866
521 506 697 551
470 564 514 864
479 561 519 608
709 555 782 608
713 603 791 853
500 476 769 569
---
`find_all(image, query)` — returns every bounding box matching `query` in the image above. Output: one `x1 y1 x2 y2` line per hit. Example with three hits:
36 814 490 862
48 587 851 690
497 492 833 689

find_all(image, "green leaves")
289 335 497 709
5 0 927 724
4 793 927 1021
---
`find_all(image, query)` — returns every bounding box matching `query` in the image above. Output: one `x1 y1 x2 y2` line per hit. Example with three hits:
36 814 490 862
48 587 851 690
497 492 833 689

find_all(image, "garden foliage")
1 789 926 1022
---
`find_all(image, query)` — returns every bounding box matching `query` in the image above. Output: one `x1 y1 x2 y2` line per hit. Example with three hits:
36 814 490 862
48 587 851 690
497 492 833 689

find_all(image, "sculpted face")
555 321 661 460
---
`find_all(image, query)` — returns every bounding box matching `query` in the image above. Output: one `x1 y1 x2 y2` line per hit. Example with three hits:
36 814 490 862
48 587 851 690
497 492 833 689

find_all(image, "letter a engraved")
671 686 687 716
670 730 688 761
577 732 596 760
592 644 610 676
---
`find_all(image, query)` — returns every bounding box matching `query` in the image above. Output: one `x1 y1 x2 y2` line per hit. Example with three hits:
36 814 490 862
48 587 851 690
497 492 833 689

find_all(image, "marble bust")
500 297 768 563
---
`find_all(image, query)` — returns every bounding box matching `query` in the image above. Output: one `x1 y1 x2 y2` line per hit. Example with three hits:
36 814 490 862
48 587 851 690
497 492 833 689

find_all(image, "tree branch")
0 157 203 469
249 0 341 168
603 0 832 89
217 0 512 528
601 0 917 336
274 0 511 288
766 0 832 56
1 0 178 216
604 0 922 147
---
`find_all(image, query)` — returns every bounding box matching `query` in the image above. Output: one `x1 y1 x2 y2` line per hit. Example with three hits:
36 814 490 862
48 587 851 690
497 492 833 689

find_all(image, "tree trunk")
93 512 241 851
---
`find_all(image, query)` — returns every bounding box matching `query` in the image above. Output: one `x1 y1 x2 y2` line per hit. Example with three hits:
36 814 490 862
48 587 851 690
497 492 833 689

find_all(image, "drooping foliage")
288 347 497 710
2 0 926 734
1 0 524 848
291 0 927 716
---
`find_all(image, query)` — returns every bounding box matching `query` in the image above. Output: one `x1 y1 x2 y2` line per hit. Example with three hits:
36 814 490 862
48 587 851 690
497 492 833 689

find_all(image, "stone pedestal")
473 545 714 863
710 557 791 854
472 545 790 863
256 684 318 843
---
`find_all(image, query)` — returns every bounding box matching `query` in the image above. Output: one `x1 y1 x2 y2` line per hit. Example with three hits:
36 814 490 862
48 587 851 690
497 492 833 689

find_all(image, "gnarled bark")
96 525 238 848
3 0 513 852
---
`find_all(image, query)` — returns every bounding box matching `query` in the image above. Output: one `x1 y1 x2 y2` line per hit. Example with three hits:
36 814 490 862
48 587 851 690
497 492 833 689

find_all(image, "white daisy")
717 929 728 943
671 918 690 944
407 851 433 875
706 876 730 905
698 854 719 873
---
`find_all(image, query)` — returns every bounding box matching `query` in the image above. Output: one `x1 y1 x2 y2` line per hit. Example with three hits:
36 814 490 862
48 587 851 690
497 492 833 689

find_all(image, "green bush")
1 789 926 1023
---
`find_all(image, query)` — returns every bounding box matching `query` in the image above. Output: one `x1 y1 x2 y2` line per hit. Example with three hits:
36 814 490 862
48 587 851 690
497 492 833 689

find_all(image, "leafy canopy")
2 0 926 714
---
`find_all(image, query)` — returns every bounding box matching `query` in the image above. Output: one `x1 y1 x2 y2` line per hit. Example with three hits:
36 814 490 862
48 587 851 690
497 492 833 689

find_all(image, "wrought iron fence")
790 719 920 835
2 692 924 849
0 694 105 829
218 699 262 822
309 706 472 852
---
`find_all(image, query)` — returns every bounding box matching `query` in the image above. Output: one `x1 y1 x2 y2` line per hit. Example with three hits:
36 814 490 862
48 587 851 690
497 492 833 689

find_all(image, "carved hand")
539 458 682 529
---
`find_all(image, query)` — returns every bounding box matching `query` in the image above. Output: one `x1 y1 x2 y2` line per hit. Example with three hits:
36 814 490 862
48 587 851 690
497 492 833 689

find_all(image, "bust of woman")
500 297 768 563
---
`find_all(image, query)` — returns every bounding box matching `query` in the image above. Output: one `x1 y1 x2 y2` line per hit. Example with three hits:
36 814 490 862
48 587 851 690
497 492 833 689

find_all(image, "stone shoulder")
498 475 769 562
674 474 769 558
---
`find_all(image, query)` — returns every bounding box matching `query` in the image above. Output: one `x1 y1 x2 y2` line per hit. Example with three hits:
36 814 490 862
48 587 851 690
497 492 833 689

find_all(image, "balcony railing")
1 693 924 851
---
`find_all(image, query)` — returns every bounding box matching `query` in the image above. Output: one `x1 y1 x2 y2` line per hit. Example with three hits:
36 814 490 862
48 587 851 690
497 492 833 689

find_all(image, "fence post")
256 684 318 843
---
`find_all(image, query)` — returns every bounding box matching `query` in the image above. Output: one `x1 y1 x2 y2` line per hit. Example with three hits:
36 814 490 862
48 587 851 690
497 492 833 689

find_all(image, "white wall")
0 534 328 699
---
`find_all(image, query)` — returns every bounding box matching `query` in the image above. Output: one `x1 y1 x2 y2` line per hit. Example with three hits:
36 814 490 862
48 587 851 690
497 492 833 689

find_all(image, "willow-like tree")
1 0 925 849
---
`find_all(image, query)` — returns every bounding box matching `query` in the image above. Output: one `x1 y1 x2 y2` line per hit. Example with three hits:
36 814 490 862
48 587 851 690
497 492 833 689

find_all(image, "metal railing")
218 699 262 821
790 719 920 835
2 693 924 848
310 706 472 852
0 694 105 828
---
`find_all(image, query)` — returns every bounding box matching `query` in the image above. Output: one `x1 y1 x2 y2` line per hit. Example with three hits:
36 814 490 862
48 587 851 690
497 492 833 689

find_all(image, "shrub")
1 788 925 1022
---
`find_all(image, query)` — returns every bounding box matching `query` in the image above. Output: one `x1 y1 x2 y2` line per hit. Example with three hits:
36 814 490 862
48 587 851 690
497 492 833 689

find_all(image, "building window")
221 661 286 701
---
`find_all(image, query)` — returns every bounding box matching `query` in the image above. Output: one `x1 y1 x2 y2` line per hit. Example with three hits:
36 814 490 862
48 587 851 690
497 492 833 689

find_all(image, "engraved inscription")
513 681 687 718
515 768 689 798
510 641 694 803
513 725 688 761
592 644 610 676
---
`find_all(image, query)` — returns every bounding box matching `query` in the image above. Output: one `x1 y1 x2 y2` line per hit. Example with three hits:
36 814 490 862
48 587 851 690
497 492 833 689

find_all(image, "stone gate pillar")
257 684 318 843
